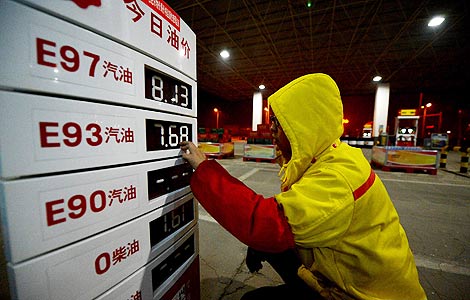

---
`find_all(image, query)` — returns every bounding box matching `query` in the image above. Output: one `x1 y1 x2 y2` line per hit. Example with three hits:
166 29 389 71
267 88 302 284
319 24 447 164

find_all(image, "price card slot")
1 159 192 264
144 65 192 110
0 1 196 117
159 257 200 300
0 91 197 178
149 199 195 249
147 163 193 201
12 0 196 79
8 197 197 300
152 235 195 292
95 229 200 300
146 119 193 151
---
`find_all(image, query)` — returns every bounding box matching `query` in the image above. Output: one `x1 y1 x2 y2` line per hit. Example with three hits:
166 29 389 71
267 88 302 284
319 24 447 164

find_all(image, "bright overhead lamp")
219 50 230 59
259 84 265 90
428 16 445 27
372 76 382 82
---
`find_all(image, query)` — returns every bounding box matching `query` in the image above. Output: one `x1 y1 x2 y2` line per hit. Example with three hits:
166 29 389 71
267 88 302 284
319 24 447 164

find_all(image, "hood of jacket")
268 73 344 190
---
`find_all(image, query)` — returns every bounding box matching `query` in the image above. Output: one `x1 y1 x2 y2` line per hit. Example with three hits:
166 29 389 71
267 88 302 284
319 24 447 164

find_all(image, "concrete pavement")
197 148 470 300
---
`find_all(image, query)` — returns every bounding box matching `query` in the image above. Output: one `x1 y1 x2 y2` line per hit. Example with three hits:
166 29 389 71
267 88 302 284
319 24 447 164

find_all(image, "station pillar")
373 83 390 137
252 92 263 131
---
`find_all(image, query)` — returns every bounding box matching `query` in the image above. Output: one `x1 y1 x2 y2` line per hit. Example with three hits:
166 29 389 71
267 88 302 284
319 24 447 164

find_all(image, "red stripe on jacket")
353 169 376 201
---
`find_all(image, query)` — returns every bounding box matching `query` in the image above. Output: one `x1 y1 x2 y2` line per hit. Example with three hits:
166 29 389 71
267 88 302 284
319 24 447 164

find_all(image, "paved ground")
197 147 470 300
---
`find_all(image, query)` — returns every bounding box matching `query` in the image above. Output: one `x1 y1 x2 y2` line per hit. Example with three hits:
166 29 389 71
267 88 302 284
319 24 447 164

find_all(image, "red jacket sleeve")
190 160 295 252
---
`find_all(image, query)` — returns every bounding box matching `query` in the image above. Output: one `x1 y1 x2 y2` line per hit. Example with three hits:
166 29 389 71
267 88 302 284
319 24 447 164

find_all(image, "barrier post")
460 148 469 173
439 146 448 168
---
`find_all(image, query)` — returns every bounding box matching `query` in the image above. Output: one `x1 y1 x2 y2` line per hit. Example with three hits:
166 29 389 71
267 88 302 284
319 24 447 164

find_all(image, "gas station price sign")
145 65 192 109
0 1 200 299
7 196 197 299
0 1 197 117
0 91 197 178
13 0 197 80
1 159 192 264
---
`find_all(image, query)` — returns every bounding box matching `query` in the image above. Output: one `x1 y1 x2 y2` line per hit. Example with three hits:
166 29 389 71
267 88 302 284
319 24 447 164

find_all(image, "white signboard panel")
97 232 199 300
0 1 196 117
0 91 197 178
1 159 193 263
8 202 198 300
13 0 196 79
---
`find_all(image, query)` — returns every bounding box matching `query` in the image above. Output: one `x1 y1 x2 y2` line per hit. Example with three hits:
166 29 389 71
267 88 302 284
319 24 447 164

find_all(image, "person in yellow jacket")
180 73 426 299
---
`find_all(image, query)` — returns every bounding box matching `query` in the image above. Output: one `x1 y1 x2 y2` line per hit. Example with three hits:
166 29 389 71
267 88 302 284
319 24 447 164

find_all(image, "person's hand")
180 141 207 170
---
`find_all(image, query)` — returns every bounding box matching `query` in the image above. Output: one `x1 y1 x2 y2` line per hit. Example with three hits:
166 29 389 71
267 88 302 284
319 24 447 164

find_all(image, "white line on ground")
414 254 470 276
381 178 470 188
237 168 260 181
198 211 470 276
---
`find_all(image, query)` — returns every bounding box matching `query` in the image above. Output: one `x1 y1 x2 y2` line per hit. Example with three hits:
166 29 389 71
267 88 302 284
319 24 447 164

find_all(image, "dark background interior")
165 0 469 142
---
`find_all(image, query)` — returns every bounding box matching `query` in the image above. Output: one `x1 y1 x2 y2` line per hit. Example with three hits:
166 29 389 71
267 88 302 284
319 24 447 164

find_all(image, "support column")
373 83 390 137
252 92 263 131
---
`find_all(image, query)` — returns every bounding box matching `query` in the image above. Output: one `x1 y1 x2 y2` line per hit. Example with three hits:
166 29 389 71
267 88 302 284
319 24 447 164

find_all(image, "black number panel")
144 65 192 109
151 235 195 291
147 163 193 200
145 119 193 151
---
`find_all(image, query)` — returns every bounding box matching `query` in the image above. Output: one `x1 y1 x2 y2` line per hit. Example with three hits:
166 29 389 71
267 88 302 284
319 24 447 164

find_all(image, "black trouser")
242 248 323 300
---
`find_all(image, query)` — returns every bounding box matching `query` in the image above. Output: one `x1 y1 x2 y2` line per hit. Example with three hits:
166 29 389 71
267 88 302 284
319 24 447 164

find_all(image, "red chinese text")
45 184 137 227
39 122 135 148
36 37 133 84
95 239 140 275
123 2 191 59
123 0 145 22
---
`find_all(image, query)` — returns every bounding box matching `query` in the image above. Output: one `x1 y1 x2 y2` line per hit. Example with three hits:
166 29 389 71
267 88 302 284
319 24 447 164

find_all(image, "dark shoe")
241 284 322 300
246 247 264 273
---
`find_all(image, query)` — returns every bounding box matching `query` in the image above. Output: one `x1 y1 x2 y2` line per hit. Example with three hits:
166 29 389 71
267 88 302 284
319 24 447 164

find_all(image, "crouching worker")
179 74 426 300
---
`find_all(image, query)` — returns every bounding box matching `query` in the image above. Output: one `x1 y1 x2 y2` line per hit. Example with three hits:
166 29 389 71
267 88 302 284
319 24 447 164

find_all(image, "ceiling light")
220 50 230 59
372 76 382 82
428 16 445 27
259 84 265 90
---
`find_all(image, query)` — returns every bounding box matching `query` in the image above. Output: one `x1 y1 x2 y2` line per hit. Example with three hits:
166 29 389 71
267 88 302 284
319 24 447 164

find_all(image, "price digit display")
147 163 193 200
149 200 194 247
146 119 192 151
151 235 195 291
144 65 192 109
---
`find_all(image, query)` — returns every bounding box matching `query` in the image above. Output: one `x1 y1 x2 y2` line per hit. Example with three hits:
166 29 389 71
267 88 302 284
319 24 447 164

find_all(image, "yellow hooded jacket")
269 74 426 299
